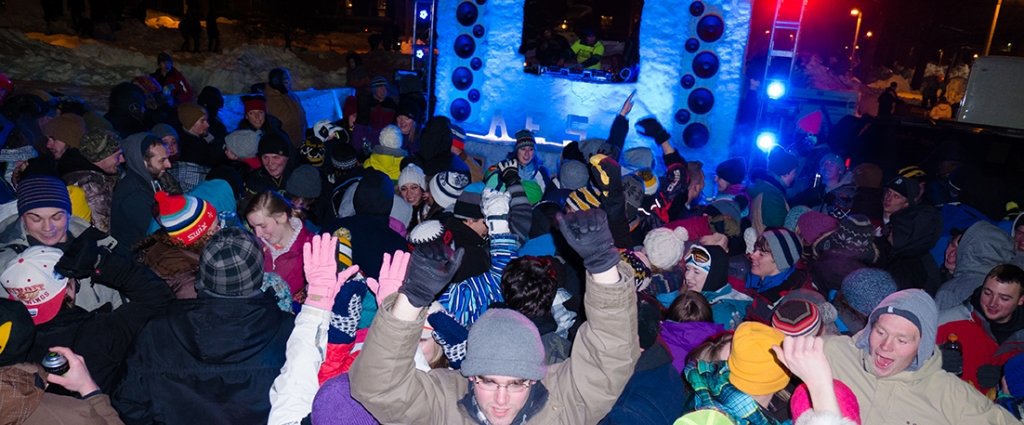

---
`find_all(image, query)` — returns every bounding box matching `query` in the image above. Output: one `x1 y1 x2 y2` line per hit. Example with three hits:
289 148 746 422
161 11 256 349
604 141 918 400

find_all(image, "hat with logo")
0 246 69 325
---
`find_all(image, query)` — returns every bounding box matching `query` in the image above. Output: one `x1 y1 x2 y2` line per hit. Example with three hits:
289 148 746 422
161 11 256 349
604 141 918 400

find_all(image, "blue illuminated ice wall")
435 0 752 174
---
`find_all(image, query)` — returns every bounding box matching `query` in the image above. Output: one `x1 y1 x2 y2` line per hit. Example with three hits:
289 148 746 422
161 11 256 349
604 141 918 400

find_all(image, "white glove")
744 227 758 254
482 188 511 234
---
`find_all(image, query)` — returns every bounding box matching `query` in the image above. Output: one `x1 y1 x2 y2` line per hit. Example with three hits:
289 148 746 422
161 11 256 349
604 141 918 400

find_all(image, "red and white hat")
0 246 69 325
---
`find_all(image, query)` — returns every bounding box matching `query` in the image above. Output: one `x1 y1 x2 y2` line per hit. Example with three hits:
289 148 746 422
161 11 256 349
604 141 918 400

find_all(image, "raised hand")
303 233 361 311
366 250 411 307
399 243 465 308
496 158 521 187
771 335 832 387
481 188 511 234
636 117 670 144
557 209 620 273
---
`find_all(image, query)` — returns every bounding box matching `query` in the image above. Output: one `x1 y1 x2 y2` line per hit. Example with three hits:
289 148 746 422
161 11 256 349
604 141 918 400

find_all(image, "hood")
935 221 1014 309
122 132 158 182
855 289 938 373
169 296 293 364
702 245 730 292
417 116 453 162
353 169 394 217
888 204 941 257
660 320 724 371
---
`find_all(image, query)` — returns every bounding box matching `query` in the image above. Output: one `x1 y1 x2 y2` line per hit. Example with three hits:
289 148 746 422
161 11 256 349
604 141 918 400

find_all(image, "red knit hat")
771 299 821 337
155 191 218 246
242 94 266 113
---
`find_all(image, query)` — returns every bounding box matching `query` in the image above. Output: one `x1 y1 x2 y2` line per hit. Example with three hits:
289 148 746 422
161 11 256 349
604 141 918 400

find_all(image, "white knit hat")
398 164 426 190
429 171 469 210
643 227 689 270
379 125 403 150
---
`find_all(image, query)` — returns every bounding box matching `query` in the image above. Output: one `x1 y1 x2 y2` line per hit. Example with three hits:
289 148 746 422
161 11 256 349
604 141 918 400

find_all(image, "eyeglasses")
470 376 533 393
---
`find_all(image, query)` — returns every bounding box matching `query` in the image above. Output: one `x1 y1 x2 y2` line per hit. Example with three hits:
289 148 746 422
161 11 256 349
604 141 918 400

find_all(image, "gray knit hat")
286 164 322 199
225 129 260 159
197 227 264 298
460 308 547 381
761 227 802 272
856 289 938 372
558 160 589 191
622 147 654 171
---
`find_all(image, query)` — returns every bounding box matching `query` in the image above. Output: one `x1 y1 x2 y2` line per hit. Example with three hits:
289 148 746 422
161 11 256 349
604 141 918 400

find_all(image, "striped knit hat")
760 227 802 272
17 175 71 216
771 299 821 336
514 129 536 151
565 187 602 212
155 191 218 246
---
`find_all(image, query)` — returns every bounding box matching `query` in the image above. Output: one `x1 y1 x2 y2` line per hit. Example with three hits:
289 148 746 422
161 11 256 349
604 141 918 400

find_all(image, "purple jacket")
659 320 724 372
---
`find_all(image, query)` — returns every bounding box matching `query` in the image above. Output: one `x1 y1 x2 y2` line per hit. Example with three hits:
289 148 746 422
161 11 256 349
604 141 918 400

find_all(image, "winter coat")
0 363 124 425
151 67 194 105
113 294 294 425
401 116 471 177
268 304 332 425
823 334 1020 424
598 343 686 425
104 83 147 138
437 233 517 327
879 204 942 296
660 320 724 372
261 218 313 301
110 133 161 251
246 166 292 195
62 167 118 233
176 129 226 170
937 287 1024 392
446 216 492 282
0 214 123 312
29 253 173 394
349 261 641 425
935 221 1014 309
704 285 753 331
745 264 815 324
134 235 200 299
748 170 790 232
363 150 405 181
323 173 405 280
265 89 307 148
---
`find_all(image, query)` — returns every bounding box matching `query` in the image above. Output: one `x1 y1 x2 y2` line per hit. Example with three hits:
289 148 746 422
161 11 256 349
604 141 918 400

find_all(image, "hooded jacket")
659 320 724 372
110 132 161 251
825 289 1019 424
747 169 790 232
113 294 294 425
879 204 942 296
402 116 470 177
323 170 406 280
104 83 147 138
265 88 307 149
935 221 1014 309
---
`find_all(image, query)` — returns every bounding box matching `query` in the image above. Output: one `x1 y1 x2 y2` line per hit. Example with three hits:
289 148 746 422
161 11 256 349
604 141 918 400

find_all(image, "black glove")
55 227 107 279
940 347 963 376
496 159 521 187
976 364 1002 389
399 242 465 307
636 117 671 144
557 209 620 273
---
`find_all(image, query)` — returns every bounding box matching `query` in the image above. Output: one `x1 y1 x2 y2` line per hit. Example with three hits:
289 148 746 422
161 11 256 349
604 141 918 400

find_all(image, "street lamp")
849 8 863 73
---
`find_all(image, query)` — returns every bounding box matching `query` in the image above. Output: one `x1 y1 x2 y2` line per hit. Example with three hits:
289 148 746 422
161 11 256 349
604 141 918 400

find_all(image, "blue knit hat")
460 308 546 381
17 175 71 216
311 374 379 425
841 268 897 316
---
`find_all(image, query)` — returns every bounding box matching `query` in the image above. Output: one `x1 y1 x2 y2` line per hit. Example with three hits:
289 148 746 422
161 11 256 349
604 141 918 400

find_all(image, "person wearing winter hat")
643 226 689 271
430 170 470 211
322 169 407 281
114 226 294 424
224 128 261 169
133 191 221 299
265 68 308 148
995 353 1024 419
822 289 1019 424
285 164 325 225
716 157 747 189
747 227 814 323
309 374 380 425
363 124 406 181
247 128 294 194
772 299 822 337
487 129 551 194
681 244 752 330
239 93 281 134
350 208 639 425
749 148 798 231
812 214 879 264
833 268 898 335
395 100 422 149
63 128 123 233
883 175 921 222
42 113 86 160
796 210 840 248
621 146 654 173
558 159 589 191
772 335 862 425
398 163 426 206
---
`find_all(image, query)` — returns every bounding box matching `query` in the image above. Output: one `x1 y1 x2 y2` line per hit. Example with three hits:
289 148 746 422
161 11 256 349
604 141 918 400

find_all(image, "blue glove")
328 279 368 344
429 311 468 369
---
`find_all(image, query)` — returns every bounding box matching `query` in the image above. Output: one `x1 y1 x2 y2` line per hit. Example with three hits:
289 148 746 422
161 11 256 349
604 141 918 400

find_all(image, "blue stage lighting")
418 9 429 20
756 131 777 153
766 80 786 100
415 48 426 59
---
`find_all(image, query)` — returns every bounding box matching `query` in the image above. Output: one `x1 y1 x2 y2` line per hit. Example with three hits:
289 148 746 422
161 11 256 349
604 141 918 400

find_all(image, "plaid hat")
0 146 38 163
565 186 603 212
453 183 484 220
311 374 380 425
514 129 536 151
461 308 547 381
17 175 71 216
558 160 589 191
225 129 260 159
0 298 35 366
331 142 359 171
760 227 802 272
241 94 266 113
429 171 470 210
716 157 746 185
177 103 207 129
286 165 322 199
771 299 821 336
155 191 218 246
0 246 69 325
258 129 291 157
197 227 264 298
398 164 426 190
370 76 389 88
42 113 86 148
451 125 467 152
768 149 798 177
79 128 122 163
841 268 898 316
151 123 178 141
728 322 788 395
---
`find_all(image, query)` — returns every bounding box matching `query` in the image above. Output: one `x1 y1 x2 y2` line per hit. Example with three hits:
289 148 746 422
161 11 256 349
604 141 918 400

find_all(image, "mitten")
636 117 671 144
557 209 620 273
328 280 369 344
429 311 468 369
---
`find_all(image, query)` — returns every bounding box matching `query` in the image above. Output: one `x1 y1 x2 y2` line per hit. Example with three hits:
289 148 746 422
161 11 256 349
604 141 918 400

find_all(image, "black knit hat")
716 157 747 185
768 149 798 176
258 129 291 157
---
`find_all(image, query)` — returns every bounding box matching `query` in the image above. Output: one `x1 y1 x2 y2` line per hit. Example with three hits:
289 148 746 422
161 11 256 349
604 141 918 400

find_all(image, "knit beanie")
514 129 536 152
771 299 821 336
565 187 602 212
398 164 426 190
716 157 747 185
300 138 325 167
622 147 654 171
331 142 358 171
177 103 207 129
242 94 266 113
728 322 788 395
621 250 652 291
430 171 470 210
258 129 291 157
784 205 810 233
197 227 264 298
453 182 484 220
558 160 589 191
396 100 422 123
311 374 380 425
779 288 837 326
1005 353 1024 397
0 298 34 366
813 214 878 263
42 113 86 148
0 246 69 326
856 289 938 372
79 128 122 163
285 165 323 199
707 199 742 224
370 76 388 88
151 123 178 141
797 211 839 246
155 191 217 246
225 129 260 159
791 379 861 424
378 124 403 151
768 149 798 177
461 308 547 381
841 268 898 317
17 175 71 216
885 176 921 206
761 227 802 272
644 227 690 270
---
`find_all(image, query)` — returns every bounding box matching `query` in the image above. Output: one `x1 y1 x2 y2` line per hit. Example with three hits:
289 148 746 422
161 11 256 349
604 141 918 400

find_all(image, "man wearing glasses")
351 209 639 424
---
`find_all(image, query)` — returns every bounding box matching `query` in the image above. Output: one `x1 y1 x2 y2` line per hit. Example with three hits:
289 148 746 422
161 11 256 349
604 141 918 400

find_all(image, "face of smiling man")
868 313 921 378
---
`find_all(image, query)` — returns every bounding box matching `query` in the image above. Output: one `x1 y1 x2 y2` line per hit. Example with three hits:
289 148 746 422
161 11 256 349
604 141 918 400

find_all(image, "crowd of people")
0 48 1023 425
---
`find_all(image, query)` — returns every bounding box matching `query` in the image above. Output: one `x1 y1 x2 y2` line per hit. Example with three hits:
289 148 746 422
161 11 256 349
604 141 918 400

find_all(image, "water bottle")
942 334 962 376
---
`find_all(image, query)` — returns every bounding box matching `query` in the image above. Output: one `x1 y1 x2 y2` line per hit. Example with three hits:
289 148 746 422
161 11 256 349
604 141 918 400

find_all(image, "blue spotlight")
766 80 786 100
756 131 778 153
415 48 426 59
418 9 429 20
